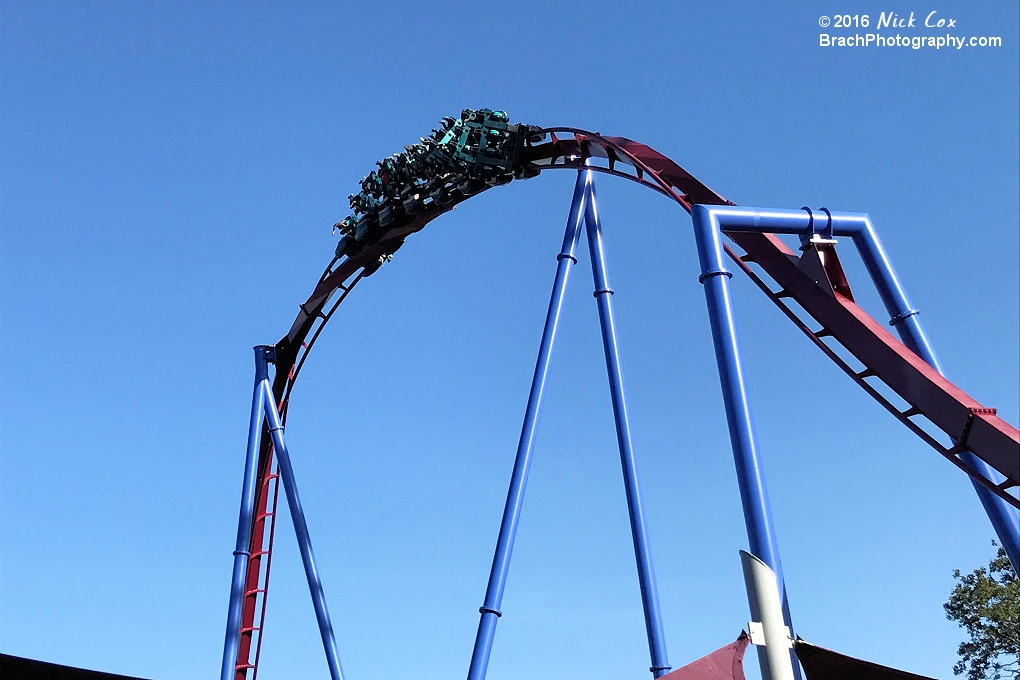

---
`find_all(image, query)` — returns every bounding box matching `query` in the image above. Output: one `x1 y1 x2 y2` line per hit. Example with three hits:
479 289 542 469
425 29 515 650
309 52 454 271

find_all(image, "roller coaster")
219 109 1020 680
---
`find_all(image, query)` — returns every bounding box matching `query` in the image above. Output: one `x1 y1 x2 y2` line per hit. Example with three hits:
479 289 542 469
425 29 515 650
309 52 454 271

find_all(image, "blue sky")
1 2 1017 679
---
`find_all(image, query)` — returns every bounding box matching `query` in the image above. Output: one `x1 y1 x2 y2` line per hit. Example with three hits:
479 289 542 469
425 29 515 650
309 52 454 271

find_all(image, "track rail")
231 127 1019 679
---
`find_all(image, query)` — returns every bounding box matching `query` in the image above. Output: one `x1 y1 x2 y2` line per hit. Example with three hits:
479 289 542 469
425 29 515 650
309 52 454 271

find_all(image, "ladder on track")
234 461 281 680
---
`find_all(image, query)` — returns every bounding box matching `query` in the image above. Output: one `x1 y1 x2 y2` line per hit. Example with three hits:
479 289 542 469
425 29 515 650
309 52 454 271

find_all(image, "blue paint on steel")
690 205 802 680
583 178 671 678
694 204 1019 572
466 170 589 680
689 205 789 587
220 346 272 680
262 380 345 680
842 215 940 364
964 451 1020 569
844 222 1020 574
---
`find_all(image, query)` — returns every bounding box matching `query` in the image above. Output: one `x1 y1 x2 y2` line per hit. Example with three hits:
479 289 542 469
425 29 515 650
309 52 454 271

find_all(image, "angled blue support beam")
466 170 589 680
262 375 345 680
220 346 272 680
222 346 345 680
842 220 1020 574
583 177 671 678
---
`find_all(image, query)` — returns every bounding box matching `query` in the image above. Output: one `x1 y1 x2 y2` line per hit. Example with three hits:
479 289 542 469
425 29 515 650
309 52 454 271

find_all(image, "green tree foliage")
945 544 1020 680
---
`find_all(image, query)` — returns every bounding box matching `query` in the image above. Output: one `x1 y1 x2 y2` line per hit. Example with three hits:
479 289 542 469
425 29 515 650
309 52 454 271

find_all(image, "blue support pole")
843 218 940 365
262 377 345 680
583 179 671 678
466 170 589 680
220 346 272 680
963 454 1020 572
845 220 1020 572
690 205 802 680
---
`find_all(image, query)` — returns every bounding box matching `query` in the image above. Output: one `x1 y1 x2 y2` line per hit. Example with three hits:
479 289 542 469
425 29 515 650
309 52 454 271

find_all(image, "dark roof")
795 640 938 680
0 654 150 680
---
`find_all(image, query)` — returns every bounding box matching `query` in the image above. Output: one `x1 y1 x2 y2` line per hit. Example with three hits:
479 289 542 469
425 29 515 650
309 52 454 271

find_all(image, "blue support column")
583 179 671 678
220 346 272 680
847 220 1020 572
466 170 589 680
690 205 802 680
685 205 1018 572
262 377 345 680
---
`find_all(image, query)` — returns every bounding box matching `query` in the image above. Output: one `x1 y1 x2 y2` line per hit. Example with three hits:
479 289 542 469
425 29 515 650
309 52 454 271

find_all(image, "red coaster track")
230 129 1019 679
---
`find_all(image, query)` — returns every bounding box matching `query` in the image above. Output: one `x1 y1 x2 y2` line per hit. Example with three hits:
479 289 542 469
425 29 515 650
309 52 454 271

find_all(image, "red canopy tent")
659 633 937 680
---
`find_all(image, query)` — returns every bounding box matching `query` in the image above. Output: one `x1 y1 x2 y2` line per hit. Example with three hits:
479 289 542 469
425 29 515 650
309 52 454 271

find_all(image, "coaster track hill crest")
222 108 1020 680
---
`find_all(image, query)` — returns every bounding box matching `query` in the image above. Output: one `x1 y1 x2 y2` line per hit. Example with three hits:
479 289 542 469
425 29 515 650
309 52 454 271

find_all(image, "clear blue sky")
1 2 1017 679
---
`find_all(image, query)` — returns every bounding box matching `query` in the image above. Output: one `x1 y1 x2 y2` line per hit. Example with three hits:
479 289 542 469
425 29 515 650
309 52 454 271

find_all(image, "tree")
945 543 1020 680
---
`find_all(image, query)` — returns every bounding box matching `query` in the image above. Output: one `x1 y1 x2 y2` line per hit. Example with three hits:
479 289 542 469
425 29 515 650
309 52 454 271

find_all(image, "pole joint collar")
557 253 578 264
593 288 615 297
888 309 920 326
698 269 733 284
479 606 502 618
